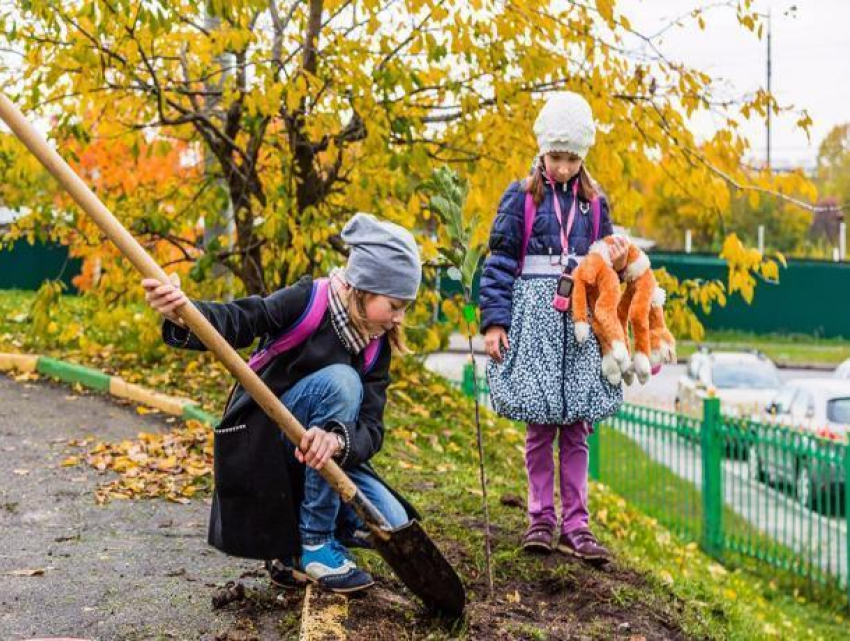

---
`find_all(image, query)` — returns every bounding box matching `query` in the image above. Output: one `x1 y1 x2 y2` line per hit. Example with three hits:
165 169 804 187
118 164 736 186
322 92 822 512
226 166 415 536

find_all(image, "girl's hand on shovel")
296 427 341 470
142 273 188 327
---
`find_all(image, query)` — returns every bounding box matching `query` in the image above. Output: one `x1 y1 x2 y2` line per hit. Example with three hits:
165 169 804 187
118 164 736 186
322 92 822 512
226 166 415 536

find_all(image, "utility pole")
766 9 772 171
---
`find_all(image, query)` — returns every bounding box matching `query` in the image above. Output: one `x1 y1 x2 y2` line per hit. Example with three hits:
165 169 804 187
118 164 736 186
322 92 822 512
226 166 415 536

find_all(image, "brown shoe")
556 528 611 563
522 524 556 554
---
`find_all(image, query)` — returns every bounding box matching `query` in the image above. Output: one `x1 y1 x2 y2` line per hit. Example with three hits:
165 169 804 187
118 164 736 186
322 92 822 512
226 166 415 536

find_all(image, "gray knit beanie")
341 213 421 300
533 91 596 159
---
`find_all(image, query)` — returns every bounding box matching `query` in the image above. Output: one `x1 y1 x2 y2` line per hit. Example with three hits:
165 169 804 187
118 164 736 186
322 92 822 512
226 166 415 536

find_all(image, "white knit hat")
533 92 596 159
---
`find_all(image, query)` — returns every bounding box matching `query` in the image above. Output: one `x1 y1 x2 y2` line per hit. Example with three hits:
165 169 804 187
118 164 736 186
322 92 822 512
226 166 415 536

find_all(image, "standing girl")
480 92 628 561
143 213 421 593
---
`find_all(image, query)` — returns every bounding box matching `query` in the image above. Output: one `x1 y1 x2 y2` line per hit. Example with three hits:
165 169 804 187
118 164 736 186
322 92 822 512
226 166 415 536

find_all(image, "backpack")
517 187 602 274
247 278 382 375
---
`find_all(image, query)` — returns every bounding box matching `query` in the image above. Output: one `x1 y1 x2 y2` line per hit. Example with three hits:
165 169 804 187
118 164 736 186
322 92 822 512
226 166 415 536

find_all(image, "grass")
678 329 850 368
368 388 850 639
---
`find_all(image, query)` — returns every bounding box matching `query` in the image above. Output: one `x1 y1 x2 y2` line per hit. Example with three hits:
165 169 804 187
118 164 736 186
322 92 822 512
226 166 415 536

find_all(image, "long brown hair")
346 288 410 355
524 155 599 205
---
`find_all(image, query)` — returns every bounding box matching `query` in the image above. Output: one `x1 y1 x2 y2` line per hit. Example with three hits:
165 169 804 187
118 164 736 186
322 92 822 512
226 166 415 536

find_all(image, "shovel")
0 94 465 617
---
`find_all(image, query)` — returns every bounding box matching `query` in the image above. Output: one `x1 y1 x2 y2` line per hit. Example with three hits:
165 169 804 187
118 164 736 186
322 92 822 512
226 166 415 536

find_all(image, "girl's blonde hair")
346 288 410 355
525 155 599 205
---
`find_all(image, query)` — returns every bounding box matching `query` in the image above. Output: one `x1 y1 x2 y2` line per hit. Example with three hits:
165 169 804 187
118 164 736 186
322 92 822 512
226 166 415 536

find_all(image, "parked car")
676 350 783 456
748 378 850 512
833 358 850 380
677 349 783 418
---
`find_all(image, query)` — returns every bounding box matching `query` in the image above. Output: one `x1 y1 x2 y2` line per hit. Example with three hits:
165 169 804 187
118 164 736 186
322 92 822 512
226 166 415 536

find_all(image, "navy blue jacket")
480 175 614 332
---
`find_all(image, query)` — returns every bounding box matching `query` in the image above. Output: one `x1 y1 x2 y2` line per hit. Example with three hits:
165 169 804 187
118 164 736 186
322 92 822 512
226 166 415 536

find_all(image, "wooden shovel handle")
0 93 359 503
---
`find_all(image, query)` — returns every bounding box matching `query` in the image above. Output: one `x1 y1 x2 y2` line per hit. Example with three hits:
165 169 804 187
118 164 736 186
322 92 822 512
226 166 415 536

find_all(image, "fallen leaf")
6 568 45 576
61 456 80 467
506 590 521 603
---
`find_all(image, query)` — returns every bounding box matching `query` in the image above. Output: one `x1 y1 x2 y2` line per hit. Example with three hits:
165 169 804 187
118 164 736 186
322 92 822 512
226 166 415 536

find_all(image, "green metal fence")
593 398 849 599
460 363 850 602
439 254 850 337
0 239 82 292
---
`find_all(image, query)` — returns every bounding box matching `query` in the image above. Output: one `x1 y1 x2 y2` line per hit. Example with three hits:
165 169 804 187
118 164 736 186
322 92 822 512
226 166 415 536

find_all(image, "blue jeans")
281 364 408 545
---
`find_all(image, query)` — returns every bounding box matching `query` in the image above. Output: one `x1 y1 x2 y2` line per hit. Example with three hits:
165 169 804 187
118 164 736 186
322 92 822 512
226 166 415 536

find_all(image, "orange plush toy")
616 242 656 383
617 247 676 385
573 235 676 386
571 236 631 385
649 287 677 368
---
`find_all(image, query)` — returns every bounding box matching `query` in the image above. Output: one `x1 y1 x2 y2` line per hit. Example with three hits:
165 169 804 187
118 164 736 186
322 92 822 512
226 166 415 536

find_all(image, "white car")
761 378 850 439
749 378 850 510
676 350 783 420
833 358 850 380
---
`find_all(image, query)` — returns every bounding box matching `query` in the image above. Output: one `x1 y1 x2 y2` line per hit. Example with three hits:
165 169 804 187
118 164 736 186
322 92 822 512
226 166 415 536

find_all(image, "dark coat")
162 275 418 560
479 176 614 332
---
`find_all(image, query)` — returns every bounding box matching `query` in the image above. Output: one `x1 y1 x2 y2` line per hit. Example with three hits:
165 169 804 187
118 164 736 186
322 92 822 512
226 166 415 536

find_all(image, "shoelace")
331 540 356 564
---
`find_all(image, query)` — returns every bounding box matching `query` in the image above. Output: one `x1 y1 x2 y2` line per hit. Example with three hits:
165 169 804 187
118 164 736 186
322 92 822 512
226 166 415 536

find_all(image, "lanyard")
547 173 579 261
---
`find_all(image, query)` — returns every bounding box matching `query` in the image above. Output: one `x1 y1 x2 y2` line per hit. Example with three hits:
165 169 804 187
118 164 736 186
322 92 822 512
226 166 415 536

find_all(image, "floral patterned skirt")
487 276 623 425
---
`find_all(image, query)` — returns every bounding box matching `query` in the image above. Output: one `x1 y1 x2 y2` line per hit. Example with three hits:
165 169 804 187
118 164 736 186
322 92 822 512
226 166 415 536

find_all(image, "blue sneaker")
300 541 374 594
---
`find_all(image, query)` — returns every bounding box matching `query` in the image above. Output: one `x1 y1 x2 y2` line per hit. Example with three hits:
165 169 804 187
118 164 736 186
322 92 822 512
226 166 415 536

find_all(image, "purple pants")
525 421 592 534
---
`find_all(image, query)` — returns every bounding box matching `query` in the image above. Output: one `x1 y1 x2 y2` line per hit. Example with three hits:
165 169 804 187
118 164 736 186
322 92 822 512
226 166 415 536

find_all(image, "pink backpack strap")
247 278 330 372
517 191 537 275
591 196 601 242
361 336 383 375
248 277 383 375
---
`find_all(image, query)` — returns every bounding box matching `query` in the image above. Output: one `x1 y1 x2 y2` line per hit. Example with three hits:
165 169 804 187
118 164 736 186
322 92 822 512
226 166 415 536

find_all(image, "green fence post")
701 397 724 559
845 443 850 604
588 424 600 481
461 361 475 398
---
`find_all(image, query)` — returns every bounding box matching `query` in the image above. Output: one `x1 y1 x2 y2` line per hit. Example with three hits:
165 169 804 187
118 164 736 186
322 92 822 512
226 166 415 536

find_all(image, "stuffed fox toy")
571 236 631 385
573 235 676 385
617 270 677 385
648 287 676 368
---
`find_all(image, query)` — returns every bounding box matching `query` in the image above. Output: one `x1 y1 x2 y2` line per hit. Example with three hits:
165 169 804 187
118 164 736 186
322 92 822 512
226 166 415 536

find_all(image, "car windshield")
827 398 850 423
712 362 781 389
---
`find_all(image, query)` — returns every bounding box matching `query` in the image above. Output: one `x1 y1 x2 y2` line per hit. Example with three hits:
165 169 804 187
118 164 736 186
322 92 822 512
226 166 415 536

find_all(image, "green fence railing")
0 239 82 292
596 398 849 600
440 254 850 338
460 363 850 603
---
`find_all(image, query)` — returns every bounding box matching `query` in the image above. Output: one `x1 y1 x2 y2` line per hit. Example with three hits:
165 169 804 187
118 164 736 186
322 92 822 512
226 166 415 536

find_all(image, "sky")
618 0 850 171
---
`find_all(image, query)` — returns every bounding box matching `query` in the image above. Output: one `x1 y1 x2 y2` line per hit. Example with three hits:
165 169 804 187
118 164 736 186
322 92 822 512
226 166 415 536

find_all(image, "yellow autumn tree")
0 0 819 344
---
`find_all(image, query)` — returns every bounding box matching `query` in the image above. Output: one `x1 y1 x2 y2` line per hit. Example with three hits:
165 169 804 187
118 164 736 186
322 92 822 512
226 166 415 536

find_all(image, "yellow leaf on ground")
6 568 45 576
155 456 178 471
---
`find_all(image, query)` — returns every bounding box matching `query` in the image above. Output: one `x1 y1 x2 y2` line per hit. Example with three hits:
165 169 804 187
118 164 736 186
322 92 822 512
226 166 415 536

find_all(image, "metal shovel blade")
372 519 466 617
